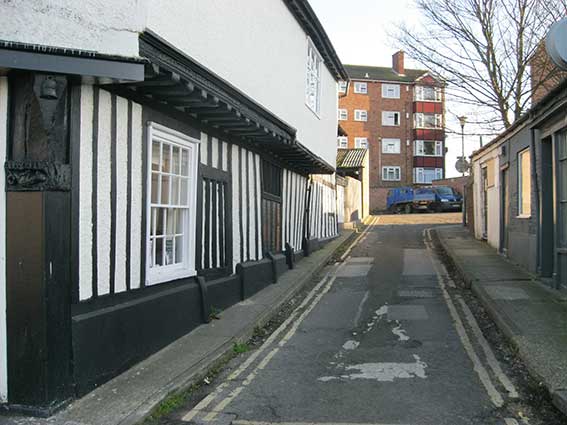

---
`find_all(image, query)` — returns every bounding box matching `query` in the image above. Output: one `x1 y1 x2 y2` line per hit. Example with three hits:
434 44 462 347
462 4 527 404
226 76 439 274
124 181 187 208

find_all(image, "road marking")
353 290 369 327
204 275 338 420
339 215 379 261
424 228 504 407
456 296 519 398
184 218 380 422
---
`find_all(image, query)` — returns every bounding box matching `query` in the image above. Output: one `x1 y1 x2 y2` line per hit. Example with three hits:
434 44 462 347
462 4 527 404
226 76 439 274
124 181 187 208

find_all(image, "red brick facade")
338 52 446 211
530 42 567 104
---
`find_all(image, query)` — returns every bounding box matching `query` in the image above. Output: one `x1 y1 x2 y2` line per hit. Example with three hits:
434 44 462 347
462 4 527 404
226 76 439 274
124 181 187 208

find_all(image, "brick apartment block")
338 51 446 211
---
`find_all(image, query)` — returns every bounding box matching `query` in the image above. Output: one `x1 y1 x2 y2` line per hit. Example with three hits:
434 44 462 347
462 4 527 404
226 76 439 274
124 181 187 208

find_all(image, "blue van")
412 186 462 212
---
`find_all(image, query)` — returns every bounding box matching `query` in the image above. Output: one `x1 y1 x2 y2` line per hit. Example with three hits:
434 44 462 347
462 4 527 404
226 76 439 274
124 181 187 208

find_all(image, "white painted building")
0 0 347 413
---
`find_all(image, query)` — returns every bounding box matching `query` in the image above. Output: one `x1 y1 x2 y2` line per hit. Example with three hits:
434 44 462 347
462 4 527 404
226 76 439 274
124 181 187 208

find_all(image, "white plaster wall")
0 0 145 57
0 77 8 403
146 0 339 166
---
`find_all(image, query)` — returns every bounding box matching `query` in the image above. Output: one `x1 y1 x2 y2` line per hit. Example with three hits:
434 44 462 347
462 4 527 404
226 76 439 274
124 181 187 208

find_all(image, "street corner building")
336 51 446 211
0 0 348 414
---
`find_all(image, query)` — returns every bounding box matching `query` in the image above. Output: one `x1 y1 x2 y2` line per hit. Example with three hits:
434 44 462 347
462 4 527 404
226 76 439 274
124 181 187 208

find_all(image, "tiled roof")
336 148 368 168
344 64 428 83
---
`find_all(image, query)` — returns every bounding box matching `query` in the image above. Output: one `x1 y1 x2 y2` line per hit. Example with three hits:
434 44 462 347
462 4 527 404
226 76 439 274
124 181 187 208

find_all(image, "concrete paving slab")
435 225 567 416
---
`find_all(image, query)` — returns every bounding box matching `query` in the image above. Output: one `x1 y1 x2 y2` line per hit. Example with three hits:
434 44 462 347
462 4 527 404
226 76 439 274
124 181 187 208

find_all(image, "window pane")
423 141 435 155
181 149 189 176
154 237 164 266
161 175 170 204
151 172 159 204
175 235 184 264
162 144 171 172
151 207 157 236
172 146 180 175
520 150 531 215
164 237 174 265
166 208 176 235
176 209 185 235
155 208 164 236
152 141 160 171
180 178 188 205
171 176 179 205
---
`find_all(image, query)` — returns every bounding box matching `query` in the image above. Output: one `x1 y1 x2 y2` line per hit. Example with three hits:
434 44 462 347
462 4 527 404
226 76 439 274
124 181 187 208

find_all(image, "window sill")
516 214 531 219
382 124 400 127
146 268 197 286
382 152 401 155
414 126 443 130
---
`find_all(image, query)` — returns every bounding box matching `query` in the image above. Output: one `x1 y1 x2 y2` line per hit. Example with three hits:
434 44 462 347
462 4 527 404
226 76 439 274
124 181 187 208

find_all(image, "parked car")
387 187 414 213
412 186 462 212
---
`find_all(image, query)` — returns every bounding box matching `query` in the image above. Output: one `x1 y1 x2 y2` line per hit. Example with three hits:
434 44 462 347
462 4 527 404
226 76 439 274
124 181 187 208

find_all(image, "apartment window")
354 109 368 121
382 111 400 126
354 82 367 94
337 136 348 148
147 123 199 285
382 138 401 154
415 140 443 156
518 148 531 217
338 81 347 93
355 137 368 148
382 166 401 181
338 109 348 121
414 85 442 102
413 167 443 184
305 38 322 115
414 113 442 129
382 84 400 99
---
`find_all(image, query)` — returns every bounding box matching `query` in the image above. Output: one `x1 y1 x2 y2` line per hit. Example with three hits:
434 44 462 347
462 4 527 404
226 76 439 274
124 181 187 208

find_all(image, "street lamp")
458 115 467 177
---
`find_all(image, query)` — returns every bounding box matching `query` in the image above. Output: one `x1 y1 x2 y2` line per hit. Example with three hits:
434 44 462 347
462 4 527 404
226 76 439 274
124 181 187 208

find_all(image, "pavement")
434 224 567 416
158 212 546 425
0 228 356 425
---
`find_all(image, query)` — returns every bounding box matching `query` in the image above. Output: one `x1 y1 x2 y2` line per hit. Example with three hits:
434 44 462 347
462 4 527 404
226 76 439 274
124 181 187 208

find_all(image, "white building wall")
0 0 144 57
146 0 339 166
0 77 8 403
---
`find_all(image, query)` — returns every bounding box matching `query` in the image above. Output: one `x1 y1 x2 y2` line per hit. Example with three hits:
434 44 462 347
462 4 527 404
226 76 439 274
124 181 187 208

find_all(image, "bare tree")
395 0 567 129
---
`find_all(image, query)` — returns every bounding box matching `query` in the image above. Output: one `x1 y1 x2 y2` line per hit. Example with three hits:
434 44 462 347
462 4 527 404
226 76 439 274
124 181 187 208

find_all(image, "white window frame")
382 84 400 99
146 123 199 286
413 167 443 184
354 109 368 122
414 140 443 157
382 166 401 181
305 38 322 116
382 111 400 126
382 138 401 154
337 136 348 148
354 82 368 94
338 81 347 93
414 85 442 102
518 148 531 217
414 113 443 129
338 108 348 121
354 137 368 148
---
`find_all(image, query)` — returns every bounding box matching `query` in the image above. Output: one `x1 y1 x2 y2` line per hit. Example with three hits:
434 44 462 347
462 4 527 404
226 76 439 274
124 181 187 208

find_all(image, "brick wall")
432 176 469 195
339 81 414 190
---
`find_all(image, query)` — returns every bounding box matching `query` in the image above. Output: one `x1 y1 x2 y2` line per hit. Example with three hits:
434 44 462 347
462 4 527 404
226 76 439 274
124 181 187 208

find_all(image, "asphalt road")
171 213 539 425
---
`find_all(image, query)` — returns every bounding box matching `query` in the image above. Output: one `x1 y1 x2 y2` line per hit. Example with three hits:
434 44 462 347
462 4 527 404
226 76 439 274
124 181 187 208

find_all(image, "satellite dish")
546 18 567 71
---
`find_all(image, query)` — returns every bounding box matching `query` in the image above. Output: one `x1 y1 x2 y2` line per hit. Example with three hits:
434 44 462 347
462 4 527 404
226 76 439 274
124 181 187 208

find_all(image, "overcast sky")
309 0 484 178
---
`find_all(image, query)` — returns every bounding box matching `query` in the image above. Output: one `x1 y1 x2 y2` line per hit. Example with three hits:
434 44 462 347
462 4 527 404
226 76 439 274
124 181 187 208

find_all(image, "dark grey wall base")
206 274 241 312
237 258 273 299
303 238 321 256
0 398 71 419
71 280 203 396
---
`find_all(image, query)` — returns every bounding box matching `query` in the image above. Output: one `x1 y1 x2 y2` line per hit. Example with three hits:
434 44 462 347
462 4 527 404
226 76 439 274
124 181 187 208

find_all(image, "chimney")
392 50 405 75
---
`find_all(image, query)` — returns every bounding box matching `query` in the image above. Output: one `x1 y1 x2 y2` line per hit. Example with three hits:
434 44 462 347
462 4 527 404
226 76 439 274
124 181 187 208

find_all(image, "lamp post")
458 115 467 176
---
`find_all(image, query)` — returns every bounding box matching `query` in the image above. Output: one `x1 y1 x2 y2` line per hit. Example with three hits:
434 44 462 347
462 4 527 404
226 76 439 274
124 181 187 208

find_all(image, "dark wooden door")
261 161 282 254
